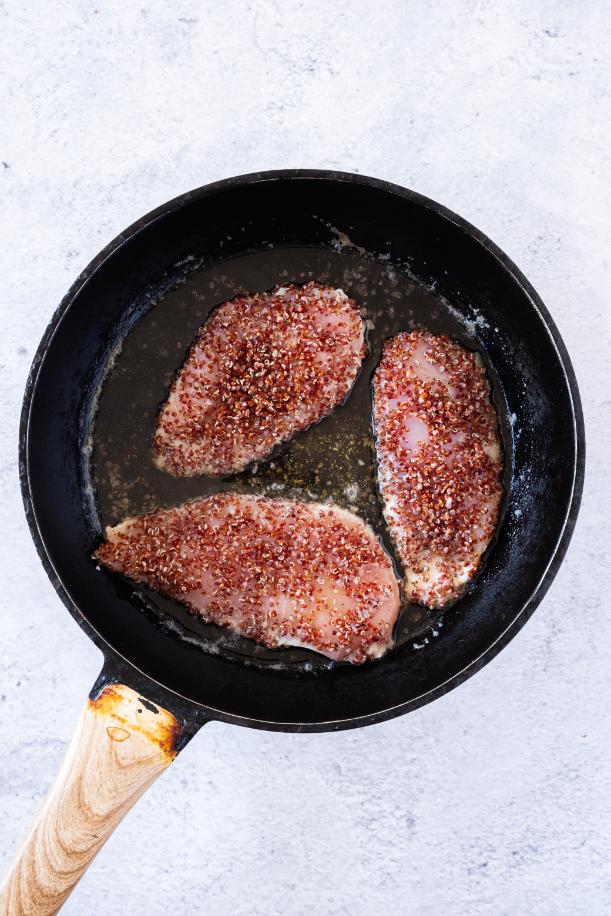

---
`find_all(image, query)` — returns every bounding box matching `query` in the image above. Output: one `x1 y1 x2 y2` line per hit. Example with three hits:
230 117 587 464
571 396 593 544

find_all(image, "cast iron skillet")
4 171 584 912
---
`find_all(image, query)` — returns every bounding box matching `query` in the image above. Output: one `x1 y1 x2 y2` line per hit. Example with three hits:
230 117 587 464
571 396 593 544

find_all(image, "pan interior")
90 241 512 673
24 173 581 726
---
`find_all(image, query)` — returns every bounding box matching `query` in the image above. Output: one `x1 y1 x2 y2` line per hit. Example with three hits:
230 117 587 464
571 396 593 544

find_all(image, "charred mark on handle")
106 726 130 742
137 696 159 714
90 684 180 758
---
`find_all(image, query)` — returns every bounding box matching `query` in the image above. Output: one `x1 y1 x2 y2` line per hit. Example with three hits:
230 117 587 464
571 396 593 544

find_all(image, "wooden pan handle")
0 683 181 916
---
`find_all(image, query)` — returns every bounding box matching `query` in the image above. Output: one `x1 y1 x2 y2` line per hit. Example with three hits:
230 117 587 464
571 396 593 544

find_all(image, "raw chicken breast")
154 283 366 477
94 494 400 663
373 330 503 608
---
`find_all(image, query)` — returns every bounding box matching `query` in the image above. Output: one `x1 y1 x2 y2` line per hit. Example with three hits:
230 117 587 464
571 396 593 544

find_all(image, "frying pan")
2 170 584 914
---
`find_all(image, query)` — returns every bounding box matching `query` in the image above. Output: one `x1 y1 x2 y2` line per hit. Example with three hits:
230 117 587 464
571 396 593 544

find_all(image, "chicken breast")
373 330 503 608
153 283 366 477
94 494 400 663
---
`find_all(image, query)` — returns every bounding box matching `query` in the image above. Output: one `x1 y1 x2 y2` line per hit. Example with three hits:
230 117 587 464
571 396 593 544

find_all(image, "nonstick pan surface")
20 170 584 731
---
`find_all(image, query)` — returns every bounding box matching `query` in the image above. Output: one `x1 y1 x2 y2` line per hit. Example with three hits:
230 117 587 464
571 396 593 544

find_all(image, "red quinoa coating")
94 494 400 664
154 282 366 477
373 330 503 608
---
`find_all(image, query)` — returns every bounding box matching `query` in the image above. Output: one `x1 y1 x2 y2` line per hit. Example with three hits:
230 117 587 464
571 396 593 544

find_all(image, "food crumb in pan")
344 482 359 503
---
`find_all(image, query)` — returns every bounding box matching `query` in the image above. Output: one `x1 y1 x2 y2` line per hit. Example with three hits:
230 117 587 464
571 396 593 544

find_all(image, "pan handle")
0 679 195 915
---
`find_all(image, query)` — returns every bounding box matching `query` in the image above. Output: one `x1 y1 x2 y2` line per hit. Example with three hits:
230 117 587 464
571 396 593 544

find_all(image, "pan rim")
19 168 586 731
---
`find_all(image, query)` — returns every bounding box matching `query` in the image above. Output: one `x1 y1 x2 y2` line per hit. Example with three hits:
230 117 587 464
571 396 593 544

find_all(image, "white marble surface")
1 1 610 913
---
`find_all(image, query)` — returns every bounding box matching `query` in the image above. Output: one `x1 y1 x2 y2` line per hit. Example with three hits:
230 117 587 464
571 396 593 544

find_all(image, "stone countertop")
0 1 609 913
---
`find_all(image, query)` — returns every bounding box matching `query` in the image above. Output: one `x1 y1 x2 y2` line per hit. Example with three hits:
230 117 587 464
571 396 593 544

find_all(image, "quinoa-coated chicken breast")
153 283 366 477
373 330 503 608
94 494 400 663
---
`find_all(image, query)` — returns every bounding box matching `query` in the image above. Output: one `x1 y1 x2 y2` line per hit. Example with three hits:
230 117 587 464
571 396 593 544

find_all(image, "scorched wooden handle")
0 683 180 915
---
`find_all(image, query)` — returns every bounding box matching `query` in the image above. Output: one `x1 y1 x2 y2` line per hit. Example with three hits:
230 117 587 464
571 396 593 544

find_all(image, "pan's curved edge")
18 169 586 733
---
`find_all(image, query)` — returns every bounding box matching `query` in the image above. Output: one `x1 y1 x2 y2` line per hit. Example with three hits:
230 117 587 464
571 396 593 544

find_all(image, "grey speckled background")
1 1 610 913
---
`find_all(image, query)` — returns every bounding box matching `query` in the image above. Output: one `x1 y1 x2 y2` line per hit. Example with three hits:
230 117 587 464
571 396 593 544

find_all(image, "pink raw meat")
373 330 503 608
95 494 400 664
154 283 366 477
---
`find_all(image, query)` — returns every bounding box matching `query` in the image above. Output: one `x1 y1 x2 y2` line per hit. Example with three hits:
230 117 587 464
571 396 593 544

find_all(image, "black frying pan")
3 171 584 912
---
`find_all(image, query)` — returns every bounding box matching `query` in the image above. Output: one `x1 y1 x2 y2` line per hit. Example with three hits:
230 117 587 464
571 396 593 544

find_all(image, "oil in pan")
91 240 511 672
